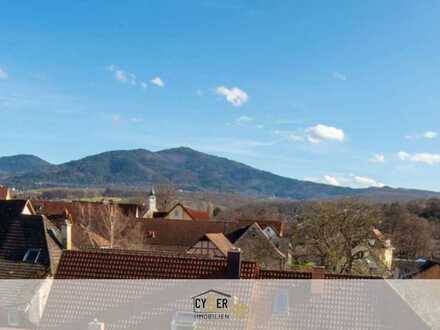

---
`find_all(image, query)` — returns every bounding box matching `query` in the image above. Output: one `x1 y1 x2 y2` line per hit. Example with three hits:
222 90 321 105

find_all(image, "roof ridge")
70 248 257 264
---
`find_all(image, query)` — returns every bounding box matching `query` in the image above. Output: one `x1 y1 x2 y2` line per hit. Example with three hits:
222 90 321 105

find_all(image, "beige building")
187 233 235 258
187 222 287 270
143 188 210 221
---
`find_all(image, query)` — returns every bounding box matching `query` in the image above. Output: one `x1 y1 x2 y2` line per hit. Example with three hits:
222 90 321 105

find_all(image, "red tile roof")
38 271 425 330
185 207 210 220
0 213 61 278
121 218 284 252
55 249 259 279
0 214 51 264
165 203 210 220
0 259 48 279
54 249 381 280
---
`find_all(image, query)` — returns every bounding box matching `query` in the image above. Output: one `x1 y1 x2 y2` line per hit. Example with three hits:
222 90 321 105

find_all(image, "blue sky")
1 1 440 190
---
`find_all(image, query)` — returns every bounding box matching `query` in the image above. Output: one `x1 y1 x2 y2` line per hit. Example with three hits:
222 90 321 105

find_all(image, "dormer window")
23 248 42 263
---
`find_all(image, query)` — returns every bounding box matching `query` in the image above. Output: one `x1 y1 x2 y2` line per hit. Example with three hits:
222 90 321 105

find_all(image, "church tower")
143 186 158 218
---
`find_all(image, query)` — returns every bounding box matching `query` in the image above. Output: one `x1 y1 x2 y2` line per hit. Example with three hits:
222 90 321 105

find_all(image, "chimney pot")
61 219 72 250
226 247 242 279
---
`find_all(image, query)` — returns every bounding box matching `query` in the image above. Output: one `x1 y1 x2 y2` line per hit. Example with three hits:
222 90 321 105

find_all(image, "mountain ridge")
0 147 439 201
0 154 53 174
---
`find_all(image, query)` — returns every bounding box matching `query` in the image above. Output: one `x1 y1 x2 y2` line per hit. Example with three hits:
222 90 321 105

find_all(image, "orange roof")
205 233 235 256
167 202 210 220
186 207 210 220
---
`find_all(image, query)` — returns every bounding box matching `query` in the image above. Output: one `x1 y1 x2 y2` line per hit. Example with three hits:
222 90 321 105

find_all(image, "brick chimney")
207 202 214 218
61 219 72 250
226 247 242 279
311 266 325 295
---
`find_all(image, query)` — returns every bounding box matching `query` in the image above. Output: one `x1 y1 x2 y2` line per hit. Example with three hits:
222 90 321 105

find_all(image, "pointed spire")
149 186 155 197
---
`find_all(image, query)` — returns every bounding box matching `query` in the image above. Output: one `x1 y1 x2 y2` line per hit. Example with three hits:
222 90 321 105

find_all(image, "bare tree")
381 202 433 258
155 183 178 211
292 199 381 274
100 201 131 248
391 217 432 258
75 201 130 248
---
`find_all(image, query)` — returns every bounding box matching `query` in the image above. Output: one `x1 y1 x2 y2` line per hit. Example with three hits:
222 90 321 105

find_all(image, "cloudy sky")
1 1 440 191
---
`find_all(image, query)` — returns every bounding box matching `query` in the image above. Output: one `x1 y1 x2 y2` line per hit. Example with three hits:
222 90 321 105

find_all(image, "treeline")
215 198 440 262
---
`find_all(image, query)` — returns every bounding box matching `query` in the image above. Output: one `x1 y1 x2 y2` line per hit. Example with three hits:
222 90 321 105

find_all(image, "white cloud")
150 77 164 87
235 115 253 125
307 124 345 144
115 70 128 83
107 65 134 84
369 154 385 163
398 151 440 165
405 131 438 140
397 151 410 160
323 175 340 186
351 175 384 188
0 67 8 80
215 86 248 107
287 134 304 142
107 65 167 92
311 173 384 188
423 131 437 139
332 71 347 81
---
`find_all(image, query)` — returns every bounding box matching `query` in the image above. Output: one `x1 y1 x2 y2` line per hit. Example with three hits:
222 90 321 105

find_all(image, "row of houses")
0 186 436 329
1 186 435 277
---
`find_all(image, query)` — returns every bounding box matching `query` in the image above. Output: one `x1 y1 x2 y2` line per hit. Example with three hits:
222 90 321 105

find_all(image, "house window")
23 248 42 263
